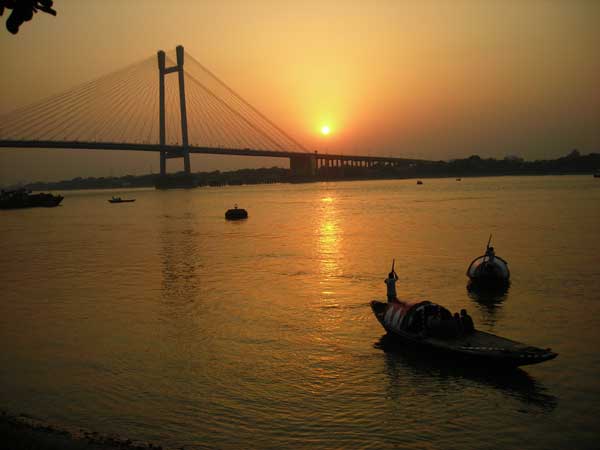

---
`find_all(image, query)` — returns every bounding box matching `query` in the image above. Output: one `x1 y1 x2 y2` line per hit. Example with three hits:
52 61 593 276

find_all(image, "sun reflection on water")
316 195 343 302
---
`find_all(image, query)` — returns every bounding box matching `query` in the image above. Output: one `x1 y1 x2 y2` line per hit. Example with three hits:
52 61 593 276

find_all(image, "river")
1 175 599 449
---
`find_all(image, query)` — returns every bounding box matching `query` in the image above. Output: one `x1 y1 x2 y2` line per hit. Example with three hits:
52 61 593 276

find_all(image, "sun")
321 125 331 135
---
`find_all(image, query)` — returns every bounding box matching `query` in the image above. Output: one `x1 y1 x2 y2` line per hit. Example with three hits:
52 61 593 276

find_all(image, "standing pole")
157 50 166 176
176 45 191 174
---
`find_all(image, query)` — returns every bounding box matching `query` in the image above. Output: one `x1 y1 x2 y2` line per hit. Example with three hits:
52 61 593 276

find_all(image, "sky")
0 0 599 184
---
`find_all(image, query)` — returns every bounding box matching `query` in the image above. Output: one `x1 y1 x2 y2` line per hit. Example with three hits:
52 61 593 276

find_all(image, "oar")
484 234 492 262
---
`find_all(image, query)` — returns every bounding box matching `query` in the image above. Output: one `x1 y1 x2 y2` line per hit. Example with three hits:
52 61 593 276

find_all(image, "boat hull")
225 209 248 220
0 192 63 209
371 301 557 367
466 255 510 285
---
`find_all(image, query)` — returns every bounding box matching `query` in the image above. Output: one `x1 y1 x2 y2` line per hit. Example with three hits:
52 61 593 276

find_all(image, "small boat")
371 299 557 367
594 173 600 178
466 235 510 286
225 204 248 220
456 178 462 181
0 189 63 209
108 196 136 203
416 180 423 185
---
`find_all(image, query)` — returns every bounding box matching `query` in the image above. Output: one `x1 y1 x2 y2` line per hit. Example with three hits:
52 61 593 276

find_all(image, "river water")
1 176 599 449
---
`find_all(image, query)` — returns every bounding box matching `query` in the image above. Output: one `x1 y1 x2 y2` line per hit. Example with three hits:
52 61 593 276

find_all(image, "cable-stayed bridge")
0 46 421 184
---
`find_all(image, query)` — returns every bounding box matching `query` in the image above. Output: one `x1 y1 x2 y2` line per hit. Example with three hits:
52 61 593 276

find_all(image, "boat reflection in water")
467 281 510 325
375 334 558 412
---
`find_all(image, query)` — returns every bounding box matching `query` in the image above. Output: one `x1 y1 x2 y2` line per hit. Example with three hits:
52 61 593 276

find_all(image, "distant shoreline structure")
4 150 599 191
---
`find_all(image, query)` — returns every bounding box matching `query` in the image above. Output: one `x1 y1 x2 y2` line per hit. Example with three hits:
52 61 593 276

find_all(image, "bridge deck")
0 140 423 164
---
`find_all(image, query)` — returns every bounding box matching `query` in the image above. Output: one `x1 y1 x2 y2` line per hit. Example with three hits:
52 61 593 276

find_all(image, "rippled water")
1 176 599 449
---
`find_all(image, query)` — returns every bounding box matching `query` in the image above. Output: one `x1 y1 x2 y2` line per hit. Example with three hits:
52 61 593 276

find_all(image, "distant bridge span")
0 45 422 180
0 139 423 176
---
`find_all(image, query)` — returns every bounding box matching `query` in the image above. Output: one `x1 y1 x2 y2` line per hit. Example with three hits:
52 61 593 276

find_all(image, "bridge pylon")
157 45 191 181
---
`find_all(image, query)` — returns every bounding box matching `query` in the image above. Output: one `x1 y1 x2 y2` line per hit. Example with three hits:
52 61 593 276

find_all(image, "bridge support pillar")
155 45 193 187
158 50 167 177
160 153 166 176
176 45 191 175
290 155 316 179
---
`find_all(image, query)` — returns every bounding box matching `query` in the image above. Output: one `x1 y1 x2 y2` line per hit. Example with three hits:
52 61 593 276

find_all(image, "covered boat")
466 235 510 285
225 204 248 220
371 299 557 367
0 189 63 209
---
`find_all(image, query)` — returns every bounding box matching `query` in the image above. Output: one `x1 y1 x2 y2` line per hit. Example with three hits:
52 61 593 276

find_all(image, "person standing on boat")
385 270 399 303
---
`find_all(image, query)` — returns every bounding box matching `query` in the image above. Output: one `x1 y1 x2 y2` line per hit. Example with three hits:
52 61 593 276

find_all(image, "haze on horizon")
1 0 599 185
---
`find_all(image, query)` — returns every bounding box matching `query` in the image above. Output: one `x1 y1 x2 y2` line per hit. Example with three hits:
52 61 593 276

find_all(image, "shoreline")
7 170 598 193
0 411 166 450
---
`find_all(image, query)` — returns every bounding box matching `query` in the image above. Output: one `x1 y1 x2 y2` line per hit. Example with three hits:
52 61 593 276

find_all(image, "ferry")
0 189 63 209
371 299 557 367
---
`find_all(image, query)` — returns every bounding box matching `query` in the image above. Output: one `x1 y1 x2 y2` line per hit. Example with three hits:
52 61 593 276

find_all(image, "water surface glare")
1 176 599 449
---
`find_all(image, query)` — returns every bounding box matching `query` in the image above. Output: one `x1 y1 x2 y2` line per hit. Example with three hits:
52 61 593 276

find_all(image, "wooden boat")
416 180 423 185
466 235 510 285
225 204 248 220
371 299 557 367
0 189 63 209
108 197 135 203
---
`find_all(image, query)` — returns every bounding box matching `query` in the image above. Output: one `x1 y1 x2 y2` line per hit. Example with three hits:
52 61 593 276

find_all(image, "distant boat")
456 178 462 181
0 189 63 209
108 196 136 203
594 173 600 178
225 204 248 220
416 180 423 185
371 299 557 367
466 235 510 286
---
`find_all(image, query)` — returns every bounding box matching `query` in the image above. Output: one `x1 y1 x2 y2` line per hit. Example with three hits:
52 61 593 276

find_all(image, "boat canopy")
383 300 453 334
466 254 510 279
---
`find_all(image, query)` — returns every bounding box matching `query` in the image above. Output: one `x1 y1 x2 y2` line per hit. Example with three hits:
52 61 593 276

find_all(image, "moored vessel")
225 204 248 220
0 189 63 209
371 299 557 367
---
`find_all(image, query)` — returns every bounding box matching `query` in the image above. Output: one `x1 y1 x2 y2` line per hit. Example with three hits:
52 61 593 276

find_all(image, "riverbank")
0 411 165 450
3 150 598 191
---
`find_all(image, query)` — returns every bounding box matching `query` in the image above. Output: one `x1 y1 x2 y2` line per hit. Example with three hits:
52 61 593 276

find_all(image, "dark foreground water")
1 176 599 449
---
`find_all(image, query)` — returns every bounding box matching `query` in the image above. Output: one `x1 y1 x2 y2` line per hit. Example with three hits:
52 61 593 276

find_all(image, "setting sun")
321 125 331 135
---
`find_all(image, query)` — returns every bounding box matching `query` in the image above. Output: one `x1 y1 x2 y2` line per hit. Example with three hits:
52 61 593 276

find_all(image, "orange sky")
1 0 599 184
